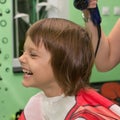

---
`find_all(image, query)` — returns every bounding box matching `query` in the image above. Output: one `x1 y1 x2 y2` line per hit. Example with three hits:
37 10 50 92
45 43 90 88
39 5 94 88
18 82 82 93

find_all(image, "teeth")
23 69 33 75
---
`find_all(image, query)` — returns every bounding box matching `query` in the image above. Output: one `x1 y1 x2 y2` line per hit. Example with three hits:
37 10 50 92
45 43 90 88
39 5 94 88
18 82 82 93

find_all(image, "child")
18 18 120 120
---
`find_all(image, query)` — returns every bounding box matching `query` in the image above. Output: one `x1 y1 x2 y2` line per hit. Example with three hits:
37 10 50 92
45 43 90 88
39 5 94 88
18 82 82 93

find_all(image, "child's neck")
43 87 63 97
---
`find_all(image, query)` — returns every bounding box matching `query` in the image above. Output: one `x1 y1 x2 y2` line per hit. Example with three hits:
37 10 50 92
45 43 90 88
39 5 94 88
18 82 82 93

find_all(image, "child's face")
19 36 58 91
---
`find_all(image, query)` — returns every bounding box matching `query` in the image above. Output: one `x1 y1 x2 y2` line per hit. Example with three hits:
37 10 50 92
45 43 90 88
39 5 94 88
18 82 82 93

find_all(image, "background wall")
0 1 40 120
0 0 120 120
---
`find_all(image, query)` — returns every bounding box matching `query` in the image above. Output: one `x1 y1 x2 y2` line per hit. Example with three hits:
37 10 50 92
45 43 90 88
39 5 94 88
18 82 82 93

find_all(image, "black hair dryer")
73 0 101 26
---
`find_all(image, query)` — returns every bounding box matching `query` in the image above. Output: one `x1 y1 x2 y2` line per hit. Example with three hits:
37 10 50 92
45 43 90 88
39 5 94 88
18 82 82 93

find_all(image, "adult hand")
88 0 97 9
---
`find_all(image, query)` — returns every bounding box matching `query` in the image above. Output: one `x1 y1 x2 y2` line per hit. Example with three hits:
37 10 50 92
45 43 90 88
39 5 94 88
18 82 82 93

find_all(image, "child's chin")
22 81 31 88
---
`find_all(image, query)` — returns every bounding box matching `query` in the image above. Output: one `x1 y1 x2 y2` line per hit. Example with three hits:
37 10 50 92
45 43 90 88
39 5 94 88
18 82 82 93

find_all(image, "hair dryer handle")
89 5 101 25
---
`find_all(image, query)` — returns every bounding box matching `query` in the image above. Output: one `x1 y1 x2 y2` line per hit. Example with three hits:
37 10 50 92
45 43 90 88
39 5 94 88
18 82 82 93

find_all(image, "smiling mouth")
23 69 33 75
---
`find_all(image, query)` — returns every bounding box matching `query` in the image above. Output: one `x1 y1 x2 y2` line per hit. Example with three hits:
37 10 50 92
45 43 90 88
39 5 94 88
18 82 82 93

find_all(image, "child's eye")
29 52 38 57
30 53 37 57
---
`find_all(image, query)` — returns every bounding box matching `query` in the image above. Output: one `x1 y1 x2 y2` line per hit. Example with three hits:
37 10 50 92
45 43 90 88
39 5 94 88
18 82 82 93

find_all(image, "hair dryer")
73 0 101 25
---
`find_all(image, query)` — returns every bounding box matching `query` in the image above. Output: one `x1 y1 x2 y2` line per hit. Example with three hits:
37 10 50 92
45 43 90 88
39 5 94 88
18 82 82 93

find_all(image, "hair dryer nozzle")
73 0 89 10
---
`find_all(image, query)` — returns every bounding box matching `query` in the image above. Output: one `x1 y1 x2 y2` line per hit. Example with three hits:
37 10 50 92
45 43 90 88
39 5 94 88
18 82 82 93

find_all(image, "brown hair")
26 18 94 96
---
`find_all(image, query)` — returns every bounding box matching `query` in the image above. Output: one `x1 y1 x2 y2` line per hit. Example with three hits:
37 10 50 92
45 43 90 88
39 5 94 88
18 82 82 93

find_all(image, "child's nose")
19 53 26 64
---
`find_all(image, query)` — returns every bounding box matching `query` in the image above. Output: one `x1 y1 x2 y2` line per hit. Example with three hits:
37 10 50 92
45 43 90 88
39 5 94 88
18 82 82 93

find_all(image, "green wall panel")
0 1 38 120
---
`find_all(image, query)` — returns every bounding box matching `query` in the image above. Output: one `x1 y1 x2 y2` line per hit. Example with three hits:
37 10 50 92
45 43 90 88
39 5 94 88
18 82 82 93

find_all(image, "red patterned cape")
65 89 120 120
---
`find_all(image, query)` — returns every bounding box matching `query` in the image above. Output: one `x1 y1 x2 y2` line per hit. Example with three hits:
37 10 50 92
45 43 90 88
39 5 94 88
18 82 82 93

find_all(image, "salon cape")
19 88 120 120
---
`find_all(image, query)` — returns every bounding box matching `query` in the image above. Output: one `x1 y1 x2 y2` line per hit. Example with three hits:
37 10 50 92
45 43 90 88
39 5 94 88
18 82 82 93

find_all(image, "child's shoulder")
77 88 113 107
25 91 44 108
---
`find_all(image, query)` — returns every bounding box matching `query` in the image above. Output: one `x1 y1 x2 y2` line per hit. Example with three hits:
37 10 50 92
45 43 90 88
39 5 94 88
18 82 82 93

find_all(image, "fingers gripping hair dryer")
73 0 101 26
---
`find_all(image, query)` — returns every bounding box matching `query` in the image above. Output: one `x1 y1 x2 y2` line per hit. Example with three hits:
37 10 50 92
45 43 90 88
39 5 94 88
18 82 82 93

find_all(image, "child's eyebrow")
23 46 42 55
23 43 36 51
